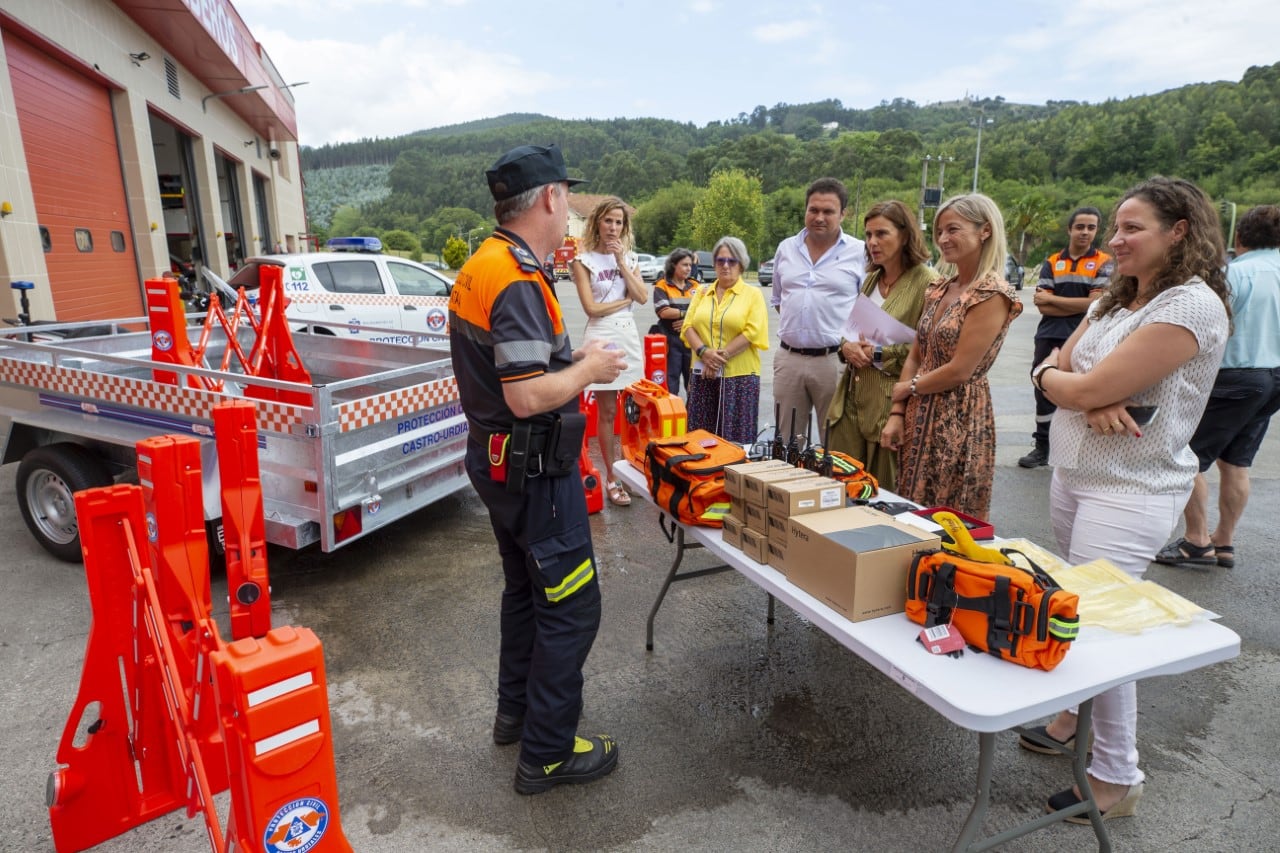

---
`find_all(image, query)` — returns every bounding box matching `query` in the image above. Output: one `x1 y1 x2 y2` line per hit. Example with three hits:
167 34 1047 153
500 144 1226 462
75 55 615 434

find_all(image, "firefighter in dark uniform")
449 144 626 794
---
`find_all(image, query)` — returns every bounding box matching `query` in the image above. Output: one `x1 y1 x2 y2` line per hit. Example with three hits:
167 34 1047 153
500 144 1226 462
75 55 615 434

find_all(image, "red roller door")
4 33 142 320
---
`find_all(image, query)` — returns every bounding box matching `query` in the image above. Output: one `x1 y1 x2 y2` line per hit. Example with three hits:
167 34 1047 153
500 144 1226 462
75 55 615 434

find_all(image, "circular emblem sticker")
152 330 174 352
426 308 447 333
145 512 158 542
650 370 666 386
263 797 330 852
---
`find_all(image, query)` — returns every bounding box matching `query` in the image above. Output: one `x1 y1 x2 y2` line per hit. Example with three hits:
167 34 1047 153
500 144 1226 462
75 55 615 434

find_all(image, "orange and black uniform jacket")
652 277 697 340
1034 246 1114 341
448 228 576 437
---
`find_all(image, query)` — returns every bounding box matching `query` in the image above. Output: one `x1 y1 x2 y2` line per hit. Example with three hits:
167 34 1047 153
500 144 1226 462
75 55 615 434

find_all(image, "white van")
227 237 453 343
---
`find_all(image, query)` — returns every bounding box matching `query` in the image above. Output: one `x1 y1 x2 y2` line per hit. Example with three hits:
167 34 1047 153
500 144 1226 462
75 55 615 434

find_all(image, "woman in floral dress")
881 194 1022 519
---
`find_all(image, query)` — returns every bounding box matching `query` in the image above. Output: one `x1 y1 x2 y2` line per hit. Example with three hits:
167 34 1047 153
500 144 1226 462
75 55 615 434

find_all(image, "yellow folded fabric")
1049 558 1209 633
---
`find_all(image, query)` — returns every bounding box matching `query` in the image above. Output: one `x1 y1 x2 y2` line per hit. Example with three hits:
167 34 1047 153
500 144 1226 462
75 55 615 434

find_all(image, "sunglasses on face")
714 257 740 266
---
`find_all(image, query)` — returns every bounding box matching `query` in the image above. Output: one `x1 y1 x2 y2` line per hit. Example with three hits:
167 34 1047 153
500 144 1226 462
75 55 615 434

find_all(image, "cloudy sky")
237 0 1280 147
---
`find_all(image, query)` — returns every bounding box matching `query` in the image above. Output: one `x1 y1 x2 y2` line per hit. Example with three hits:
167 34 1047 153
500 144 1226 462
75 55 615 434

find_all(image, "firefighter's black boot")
1018 439 1049 469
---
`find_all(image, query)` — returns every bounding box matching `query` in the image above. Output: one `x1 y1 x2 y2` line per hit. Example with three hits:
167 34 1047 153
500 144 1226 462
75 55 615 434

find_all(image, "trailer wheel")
16 444 112 562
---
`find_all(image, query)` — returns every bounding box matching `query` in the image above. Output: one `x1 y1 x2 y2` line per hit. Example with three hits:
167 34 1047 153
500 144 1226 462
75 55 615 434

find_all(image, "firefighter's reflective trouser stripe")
466 440 601 767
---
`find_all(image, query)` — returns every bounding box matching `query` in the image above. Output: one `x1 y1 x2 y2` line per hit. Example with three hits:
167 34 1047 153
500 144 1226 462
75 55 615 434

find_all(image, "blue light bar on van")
326 236 382 253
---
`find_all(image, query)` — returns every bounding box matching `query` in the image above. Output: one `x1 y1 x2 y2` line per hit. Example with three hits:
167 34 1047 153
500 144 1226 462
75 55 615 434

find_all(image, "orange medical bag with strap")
621 378 687 466
644 429 745 528
905 550 1081 671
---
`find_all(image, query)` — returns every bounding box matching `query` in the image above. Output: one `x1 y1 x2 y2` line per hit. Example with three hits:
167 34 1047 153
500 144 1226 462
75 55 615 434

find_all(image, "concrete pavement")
1 281 1277 852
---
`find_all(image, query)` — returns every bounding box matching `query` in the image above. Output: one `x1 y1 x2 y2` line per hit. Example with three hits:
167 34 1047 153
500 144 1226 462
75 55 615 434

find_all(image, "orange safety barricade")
49 484 228 853
579 394 604 514
50 419 350 851
643 333 668 389
212 626 351 853
620 378 687 466
215 400 272 639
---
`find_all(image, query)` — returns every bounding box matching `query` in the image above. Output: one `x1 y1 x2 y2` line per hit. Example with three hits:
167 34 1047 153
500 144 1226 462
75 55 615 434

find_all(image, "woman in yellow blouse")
680 236 770 443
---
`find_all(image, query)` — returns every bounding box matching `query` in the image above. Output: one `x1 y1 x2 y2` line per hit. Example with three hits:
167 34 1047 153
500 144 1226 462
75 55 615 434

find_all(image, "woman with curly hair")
1020 176 1231 823
572 196 648 505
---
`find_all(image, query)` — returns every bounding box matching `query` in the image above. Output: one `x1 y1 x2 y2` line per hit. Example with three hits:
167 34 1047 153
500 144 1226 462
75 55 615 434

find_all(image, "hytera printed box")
744 500 769 534
741 527 768 564
785 506 940 622
724 459 793 498
765 476 845 518
722 515 744 550
742 467 817 506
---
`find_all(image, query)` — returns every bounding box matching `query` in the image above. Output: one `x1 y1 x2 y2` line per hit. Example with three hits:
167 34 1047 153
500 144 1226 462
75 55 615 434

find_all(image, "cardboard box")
766 538 787 572
721 515 744 550
766 510 791 546
742 467 817 506
741 528 768 564
729 496 747 522
785 506 940 622
766 476 845 518
724 459 793 498
744 500 769 534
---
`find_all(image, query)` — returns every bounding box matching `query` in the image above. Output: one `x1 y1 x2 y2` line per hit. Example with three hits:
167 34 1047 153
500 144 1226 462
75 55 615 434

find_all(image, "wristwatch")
872 345 884 370
1031 361 1058 391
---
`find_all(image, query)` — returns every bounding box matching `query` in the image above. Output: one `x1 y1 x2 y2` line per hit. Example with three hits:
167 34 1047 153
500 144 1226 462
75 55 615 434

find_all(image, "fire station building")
0 0 306 322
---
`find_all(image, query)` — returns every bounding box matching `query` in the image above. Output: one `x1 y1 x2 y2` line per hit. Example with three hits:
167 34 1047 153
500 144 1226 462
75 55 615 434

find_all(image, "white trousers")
1049 471 1190 786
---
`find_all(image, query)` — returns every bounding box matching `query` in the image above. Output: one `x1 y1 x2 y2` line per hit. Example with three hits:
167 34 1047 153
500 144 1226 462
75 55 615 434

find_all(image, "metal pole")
920 156 931 229
972 117 983 193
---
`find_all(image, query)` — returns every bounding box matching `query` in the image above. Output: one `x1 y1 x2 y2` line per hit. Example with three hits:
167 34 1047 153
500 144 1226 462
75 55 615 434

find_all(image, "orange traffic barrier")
50 415 350 851
144 267 314 406
579 393 604 514
215 400 272 639
49 484 228 852
212 626 351 853
643 333 668 389
620 378 688 466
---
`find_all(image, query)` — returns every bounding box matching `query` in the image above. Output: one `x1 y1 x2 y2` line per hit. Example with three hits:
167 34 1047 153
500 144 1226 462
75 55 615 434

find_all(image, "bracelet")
909 374 921 396
697 345 708 357
887 412 904 420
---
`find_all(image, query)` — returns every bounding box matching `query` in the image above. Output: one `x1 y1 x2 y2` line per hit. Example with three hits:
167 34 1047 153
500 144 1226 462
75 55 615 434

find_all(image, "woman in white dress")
572 196 648 505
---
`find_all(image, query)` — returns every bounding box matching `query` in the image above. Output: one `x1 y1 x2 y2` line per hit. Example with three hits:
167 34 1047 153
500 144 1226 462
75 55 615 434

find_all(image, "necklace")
878 270 902 296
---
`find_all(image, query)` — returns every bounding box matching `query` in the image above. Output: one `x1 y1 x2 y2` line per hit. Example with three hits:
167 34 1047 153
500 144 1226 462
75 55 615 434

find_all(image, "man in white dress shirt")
770 177 866 443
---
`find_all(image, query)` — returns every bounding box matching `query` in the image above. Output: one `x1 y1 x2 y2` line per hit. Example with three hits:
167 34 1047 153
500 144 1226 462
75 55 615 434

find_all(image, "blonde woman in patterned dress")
881 194 1021 519
1020 177 1230 823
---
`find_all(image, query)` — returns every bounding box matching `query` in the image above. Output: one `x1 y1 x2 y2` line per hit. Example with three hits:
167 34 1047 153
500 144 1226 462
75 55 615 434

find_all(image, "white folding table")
613 461 1240 852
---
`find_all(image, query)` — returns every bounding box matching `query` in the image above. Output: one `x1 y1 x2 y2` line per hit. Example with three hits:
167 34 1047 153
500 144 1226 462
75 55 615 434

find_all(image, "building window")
74 229 93 252
40 226 52 252
110 230 126 252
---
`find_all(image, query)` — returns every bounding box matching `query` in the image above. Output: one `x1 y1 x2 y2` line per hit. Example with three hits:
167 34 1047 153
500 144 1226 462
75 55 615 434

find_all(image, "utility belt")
484 411 587 494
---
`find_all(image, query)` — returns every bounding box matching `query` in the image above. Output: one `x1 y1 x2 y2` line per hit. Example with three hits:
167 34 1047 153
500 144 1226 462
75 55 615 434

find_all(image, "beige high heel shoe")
1047 780 1144 824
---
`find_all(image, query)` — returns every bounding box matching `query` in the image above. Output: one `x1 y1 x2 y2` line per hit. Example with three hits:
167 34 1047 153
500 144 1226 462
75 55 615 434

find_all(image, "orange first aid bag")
905 551 1081 671
643 430 745 528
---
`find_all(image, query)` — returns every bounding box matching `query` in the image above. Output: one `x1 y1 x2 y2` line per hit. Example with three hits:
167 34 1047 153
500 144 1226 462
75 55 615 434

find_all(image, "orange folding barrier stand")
214 400 272 640
620 378 688 466
212 626 351 853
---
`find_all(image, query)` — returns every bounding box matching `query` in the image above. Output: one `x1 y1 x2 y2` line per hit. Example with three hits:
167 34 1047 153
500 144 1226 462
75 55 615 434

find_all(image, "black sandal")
1154 537 1216 567
1216 545 1235 568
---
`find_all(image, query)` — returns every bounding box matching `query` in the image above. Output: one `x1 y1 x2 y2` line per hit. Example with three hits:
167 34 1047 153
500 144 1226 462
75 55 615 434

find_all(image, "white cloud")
254 28 557 145
752 20 819 43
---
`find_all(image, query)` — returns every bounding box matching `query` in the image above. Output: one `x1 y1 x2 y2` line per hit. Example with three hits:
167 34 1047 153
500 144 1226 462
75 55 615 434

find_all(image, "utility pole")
971 102 993 193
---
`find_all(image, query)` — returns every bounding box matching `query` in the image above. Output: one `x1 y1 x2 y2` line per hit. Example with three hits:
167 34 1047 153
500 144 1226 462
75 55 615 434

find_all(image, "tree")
381 229 421 255
328 204 365 238
442 235 469 270
690 169 764 258
633 181 703 252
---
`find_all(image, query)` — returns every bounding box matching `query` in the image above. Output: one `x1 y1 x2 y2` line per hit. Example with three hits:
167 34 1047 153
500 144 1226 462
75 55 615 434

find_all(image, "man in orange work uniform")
448 144 626 794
